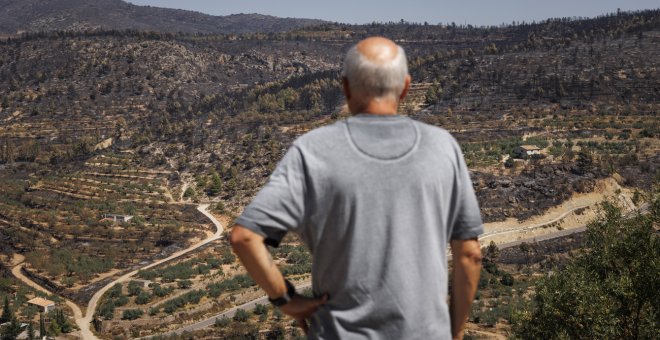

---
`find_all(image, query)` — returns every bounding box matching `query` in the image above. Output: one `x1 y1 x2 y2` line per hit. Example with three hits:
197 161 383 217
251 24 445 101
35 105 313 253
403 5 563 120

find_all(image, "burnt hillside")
0 0 325 35
0 11 657 308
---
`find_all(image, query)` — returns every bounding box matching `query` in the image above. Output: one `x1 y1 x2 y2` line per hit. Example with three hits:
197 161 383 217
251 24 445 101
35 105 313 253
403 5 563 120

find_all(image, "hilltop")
0 0 326 35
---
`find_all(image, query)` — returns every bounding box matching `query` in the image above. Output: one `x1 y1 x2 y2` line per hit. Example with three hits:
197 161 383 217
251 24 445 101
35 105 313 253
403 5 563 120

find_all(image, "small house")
27 297 55 313
102 214 133 223
513 145 542 159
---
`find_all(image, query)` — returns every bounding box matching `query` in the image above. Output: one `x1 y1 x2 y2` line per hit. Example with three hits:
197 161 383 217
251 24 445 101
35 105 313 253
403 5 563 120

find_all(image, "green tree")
214 316 230 327
574 150 593 175
233 308 249 322
27 322 35 340
512 191 660 339
121 309 143 320
47 320 61 337
253 303 268 316
207 171 223 196
127 281 142 296
39 313 45 338
51 309 72 333
214 201 226 214
504 156 514 168
177 280 192 289
499 272 514 286
0 296 11 323
483 240 500 260
1 317 21 340
183 187 196 199
135 291 152 305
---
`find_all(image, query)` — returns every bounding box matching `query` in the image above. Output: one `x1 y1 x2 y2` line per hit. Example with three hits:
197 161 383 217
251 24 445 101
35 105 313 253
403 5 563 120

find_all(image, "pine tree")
1 317 21 340
0 296 11 323
27 323 35 340
207 171 223 196
39 313 45 339
52 309 72 333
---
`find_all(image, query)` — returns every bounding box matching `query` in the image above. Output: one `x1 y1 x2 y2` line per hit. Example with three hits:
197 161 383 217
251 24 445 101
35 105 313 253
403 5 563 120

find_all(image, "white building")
27 297 55 313
102 214 134 223
513 145 542 159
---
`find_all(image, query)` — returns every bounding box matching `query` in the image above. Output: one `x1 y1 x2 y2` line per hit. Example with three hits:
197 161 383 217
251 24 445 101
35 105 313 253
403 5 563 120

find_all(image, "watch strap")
268 279 296 307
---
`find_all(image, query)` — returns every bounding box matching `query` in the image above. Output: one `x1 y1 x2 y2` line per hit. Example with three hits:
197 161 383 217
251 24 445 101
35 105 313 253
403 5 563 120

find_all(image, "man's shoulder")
292 119 346 149
290 117 461 154
412 119 459 147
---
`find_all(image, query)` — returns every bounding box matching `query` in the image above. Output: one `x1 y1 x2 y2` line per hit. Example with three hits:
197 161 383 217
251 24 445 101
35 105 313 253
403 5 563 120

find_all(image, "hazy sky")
126 1 658 26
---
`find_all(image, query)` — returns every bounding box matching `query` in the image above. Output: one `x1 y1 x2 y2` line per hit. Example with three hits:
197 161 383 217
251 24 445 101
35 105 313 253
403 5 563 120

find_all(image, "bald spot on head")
356 37 399 65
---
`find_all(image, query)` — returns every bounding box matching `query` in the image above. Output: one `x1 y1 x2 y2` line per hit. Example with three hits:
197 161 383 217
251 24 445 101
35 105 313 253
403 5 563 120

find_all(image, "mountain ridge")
0 0 327 34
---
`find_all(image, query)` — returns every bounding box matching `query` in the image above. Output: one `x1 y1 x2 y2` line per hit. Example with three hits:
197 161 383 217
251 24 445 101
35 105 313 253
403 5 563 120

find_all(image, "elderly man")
231 37 483 339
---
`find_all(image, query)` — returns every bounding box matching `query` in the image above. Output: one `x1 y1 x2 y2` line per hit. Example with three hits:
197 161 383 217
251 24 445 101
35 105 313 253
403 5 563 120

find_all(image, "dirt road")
9 254 85 330
75 204 224 339
8 203 224 339
480 177 634 244
479 204 591 241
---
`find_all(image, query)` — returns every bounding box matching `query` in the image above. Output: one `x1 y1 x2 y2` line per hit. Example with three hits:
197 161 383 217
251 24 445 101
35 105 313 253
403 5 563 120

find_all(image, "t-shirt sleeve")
450 140 484 240
234 145 307 247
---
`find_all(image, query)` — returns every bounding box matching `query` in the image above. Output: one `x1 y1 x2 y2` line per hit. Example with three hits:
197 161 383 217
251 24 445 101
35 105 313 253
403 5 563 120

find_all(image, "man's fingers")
296 317 309 334
280 294 328 335
312 294 329 306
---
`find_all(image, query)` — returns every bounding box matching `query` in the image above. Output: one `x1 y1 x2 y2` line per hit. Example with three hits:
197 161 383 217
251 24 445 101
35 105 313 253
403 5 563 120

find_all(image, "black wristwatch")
268 279 296 307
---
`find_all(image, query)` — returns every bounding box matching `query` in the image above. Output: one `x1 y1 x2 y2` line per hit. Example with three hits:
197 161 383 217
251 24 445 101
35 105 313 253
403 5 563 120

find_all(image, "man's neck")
351 99 399 115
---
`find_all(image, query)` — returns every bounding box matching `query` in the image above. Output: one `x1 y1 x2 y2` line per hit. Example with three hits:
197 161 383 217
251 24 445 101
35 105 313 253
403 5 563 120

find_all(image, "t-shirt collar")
353 113 404 119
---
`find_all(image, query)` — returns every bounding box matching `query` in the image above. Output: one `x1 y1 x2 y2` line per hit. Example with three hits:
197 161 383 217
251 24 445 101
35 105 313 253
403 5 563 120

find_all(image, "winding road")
479 204 591 241
76 204 224 339
10 254 85 323
9 203 224 340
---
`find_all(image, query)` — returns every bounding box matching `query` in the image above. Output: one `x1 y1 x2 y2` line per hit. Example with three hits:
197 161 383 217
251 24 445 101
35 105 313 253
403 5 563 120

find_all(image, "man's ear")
399 75 411 101
342 77 351 100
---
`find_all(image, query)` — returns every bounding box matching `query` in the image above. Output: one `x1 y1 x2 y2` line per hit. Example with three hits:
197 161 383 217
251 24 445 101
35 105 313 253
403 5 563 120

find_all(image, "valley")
0 3 658 339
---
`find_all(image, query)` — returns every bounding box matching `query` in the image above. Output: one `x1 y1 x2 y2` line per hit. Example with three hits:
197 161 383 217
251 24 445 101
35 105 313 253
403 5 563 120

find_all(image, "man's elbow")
463 247 483 267
230 225 258 249
455 240 483 267
452 239 483 265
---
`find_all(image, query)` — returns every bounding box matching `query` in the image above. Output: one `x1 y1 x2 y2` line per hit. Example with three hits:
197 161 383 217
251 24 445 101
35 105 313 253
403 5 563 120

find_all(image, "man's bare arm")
450 238 482 340
230 225 287 297
230 225 326 333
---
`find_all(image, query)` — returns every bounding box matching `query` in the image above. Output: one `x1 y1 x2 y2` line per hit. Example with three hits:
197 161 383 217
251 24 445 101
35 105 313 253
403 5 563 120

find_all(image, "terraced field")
0 153 211 310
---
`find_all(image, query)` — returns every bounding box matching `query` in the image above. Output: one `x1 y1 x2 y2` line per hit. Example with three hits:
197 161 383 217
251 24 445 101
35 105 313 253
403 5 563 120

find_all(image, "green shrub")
233 309 249 322
127 281 143 296
177 280 192 289
500 272 514 286
253 304 268 316
121 309 143 320
151 284 174 298
135 291 152 305
214 316 230 327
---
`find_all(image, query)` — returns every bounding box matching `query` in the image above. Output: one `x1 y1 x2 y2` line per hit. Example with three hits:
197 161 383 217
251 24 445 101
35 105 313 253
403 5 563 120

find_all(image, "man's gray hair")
342 44 409 101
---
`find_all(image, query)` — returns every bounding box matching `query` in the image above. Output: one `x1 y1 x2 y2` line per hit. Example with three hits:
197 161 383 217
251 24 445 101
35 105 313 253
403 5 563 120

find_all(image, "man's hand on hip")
281 294 328 334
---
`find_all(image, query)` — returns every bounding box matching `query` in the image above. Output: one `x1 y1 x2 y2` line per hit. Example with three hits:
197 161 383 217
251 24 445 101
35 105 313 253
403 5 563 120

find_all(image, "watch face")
269 295 290 307
269 279 296 307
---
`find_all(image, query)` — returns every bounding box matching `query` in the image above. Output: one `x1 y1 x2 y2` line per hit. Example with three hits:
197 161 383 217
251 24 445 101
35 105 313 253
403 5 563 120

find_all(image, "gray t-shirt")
235 114 483 339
